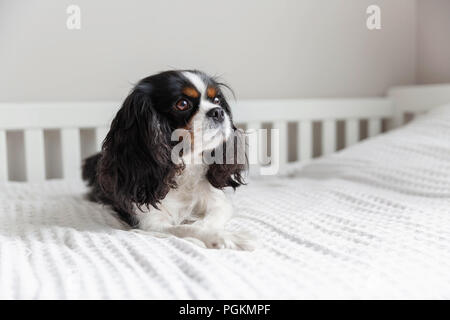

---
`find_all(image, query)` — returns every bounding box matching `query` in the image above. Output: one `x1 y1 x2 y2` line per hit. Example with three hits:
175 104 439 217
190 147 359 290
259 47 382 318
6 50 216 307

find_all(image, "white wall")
417 0 450 84
0 0 417 101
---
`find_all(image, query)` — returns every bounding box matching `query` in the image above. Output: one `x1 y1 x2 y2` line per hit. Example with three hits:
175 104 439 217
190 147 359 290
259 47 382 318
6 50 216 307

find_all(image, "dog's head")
98 70 246 210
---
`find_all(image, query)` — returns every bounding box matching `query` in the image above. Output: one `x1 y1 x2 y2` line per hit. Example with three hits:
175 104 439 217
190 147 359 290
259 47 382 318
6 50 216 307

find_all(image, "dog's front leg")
137 198 255 250
191 188 233 229
190 188 256 251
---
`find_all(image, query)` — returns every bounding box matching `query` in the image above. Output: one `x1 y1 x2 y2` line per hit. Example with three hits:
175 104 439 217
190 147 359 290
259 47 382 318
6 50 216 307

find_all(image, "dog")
82 70 255 250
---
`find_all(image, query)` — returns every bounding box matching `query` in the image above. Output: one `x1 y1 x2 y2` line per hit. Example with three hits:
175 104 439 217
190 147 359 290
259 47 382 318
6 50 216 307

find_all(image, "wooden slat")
95 127 109 151
368 118 382 137
24 129 45 182
246 122 261 166
0 130 7 181
392 111 404 129
273 121 288 167
61 128 81 179
322 119 336 156
298 120 312 161
345 119 359 147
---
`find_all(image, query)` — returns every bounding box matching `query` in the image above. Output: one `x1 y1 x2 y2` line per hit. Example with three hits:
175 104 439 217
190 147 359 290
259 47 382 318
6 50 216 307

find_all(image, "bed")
1 84 450 299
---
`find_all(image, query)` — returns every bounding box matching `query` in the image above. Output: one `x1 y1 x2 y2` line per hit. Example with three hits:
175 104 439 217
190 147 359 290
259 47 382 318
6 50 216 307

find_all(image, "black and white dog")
82 70 255 250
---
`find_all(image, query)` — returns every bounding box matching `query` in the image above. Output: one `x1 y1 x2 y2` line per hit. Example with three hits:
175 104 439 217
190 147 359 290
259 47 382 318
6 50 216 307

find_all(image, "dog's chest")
160 165 210 224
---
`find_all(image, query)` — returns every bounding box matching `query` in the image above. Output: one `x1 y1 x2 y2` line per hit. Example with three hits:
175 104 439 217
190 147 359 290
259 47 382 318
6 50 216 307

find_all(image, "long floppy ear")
98 85 177 211
206 126 247 190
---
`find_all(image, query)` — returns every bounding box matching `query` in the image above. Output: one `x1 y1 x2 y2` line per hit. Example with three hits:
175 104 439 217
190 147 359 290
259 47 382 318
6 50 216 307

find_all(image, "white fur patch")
182 71 230 153
182 71 207 98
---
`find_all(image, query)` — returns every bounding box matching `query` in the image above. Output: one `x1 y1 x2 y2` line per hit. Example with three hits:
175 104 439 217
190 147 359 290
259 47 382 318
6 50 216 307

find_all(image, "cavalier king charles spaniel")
82 70 255 250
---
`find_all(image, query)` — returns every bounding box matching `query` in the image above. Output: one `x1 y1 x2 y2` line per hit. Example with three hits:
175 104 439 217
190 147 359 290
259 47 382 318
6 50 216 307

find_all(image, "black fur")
82 70 246 227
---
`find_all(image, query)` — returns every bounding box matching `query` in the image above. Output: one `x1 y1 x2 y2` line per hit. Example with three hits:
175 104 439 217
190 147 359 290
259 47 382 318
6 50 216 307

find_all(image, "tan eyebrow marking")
182 87 200 98
207 86 217 99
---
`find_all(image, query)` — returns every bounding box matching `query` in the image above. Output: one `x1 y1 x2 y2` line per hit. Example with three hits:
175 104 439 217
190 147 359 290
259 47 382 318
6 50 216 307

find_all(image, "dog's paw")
202 231 258 251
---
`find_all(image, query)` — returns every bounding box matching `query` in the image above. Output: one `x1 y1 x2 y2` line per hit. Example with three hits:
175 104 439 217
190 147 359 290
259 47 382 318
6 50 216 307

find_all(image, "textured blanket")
1 105 450 299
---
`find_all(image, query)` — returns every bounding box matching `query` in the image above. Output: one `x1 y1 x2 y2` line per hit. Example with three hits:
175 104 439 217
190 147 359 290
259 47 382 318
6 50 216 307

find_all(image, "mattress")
1 105 450 299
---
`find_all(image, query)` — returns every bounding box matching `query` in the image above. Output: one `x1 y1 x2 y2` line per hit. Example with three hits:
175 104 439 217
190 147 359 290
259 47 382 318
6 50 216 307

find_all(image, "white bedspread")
1 105 450 299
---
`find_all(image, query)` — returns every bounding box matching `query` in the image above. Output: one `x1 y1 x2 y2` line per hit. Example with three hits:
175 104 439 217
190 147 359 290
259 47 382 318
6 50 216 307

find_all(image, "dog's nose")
206 107 225 123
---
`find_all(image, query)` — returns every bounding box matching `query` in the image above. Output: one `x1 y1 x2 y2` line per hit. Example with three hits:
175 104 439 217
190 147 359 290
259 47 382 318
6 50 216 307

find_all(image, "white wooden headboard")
0 102 117 182
388 83 450 126
1 83 449 182
235 98 391 169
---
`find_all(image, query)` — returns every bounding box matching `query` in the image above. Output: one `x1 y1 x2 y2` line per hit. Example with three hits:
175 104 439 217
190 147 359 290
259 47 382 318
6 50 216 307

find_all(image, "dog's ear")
206 83 246 190
98 84 177 211
206 126 247 190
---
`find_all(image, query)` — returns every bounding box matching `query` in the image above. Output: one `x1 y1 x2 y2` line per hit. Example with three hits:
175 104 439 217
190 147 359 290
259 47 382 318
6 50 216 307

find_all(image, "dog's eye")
175 99 191 111
213 97 220 105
